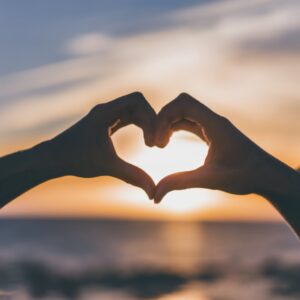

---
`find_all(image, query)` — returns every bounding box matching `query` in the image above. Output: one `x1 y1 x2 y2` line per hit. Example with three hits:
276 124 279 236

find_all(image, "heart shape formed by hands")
151 93 265 204
112 126 208 191
2 90 297 236
109 93 216 203
88 92 263 206
112 92 258 204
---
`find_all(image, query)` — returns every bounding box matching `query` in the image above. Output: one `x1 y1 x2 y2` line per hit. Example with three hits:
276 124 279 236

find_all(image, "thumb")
154 170 199 204
112 158 155 199
154 167 211 204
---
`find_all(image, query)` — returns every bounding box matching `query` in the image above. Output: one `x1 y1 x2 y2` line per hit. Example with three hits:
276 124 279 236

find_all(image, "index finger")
101 92 157 146
155 93 220 147
111 157 156 200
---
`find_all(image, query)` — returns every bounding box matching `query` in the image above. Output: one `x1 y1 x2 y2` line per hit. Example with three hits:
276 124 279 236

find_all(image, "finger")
159 119 207 147
154 167 211 203
155 93 219 147
108 118 127 135
106 92 156 147
112 158 156 200
154 170 199 204
171 120 207 142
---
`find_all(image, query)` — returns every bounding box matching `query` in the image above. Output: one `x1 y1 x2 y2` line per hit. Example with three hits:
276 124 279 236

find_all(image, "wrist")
256 157 300 202
0 141 67 208
29 140 68 179
256 160 300 237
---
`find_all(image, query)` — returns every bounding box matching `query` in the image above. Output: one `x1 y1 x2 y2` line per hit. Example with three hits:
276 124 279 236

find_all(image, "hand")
154 93 292 203
47 92 156 199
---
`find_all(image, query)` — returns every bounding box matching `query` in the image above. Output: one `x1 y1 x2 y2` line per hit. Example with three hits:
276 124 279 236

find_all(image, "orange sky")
0 0 299 221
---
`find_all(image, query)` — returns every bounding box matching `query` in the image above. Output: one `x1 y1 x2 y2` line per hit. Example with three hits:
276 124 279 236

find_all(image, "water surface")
0 219 299 299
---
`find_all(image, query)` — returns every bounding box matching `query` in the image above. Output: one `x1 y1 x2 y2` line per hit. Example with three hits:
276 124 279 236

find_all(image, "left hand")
46 92 156 199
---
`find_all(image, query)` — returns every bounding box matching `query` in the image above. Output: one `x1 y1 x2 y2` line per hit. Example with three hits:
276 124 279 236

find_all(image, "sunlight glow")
157 288 209 300
128 131 208 183
112 127 216 215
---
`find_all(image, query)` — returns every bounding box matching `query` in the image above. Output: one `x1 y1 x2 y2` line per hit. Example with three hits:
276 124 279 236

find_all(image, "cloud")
0 0 299 152
171 0 300 52
65 32 113 56
0 56 108 101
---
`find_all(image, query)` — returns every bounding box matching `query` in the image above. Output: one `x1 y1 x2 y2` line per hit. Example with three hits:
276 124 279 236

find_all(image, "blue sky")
0 0 207 76
0 0 299 144
3 0 299 77
0 0 300 140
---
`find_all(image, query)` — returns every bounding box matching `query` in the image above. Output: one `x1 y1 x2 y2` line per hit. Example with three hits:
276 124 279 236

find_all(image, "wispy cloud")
65 32 114 56
0 0 299 157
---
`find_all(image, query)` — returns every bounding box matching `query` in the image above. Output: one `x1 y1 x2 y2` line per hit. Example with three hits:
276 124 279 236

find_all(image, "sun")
112 126 216 215
131 131 208 184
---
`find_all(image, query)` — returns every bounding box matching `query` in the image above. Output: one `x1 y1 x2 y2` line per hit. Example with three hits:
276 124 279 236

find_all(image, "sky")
0 0 299 221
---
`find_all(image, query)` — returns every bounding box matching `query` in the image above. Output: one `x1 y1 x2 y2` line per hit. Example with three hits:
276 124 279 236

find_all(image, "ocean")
0 219 299 300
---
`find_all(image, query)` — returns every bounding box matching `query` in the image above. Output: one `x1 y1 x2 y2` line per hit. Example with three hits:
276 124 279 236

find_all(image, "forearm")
0 141 65 208
258 160 300 237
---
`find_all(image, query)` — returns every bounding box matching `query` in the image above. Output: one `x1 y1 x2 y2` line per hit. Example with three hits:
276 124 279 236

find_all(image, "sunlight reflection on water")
0 220 299 300
158 222 204 274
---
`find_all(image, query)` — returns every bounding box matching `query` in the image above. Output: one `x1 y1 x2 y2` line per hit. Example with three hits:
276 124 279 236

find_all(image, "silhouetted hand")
47 92 156 198
0 92 156 207
154 93 274 202
154 93 300 237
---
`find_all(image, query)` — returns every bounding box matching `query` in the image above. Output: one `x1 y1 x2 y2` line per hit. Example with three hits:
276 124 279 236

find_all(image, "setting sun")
112 126 216 215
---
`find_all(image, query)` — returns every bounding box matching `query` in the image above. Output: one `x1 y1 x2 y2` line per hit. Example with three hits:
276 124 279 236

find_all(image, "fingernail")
146 137 155 147
147 187 155 200
156 140 166 148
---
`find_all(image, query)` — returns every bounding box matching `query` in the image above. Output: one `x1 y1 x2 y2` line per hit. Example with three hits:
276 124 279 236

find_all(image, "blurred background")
0 0 299 299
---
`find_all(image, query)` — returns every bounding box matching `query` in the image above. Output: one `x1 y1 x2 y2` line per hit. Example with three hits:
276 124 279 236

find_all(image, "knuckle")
217 115 231 126
175 92 197 107
178 92 190 99
130 91 145 103
211 114 233 132
89 103 106 117
178 92 193 102
173 95 184 105
132 91 144 98
127 92 148 110
118 92 143 108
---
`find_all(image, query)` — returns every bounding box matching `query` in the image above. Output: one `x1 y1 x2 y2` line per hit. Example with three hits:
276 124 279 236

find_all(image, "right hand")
154 93 286 203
